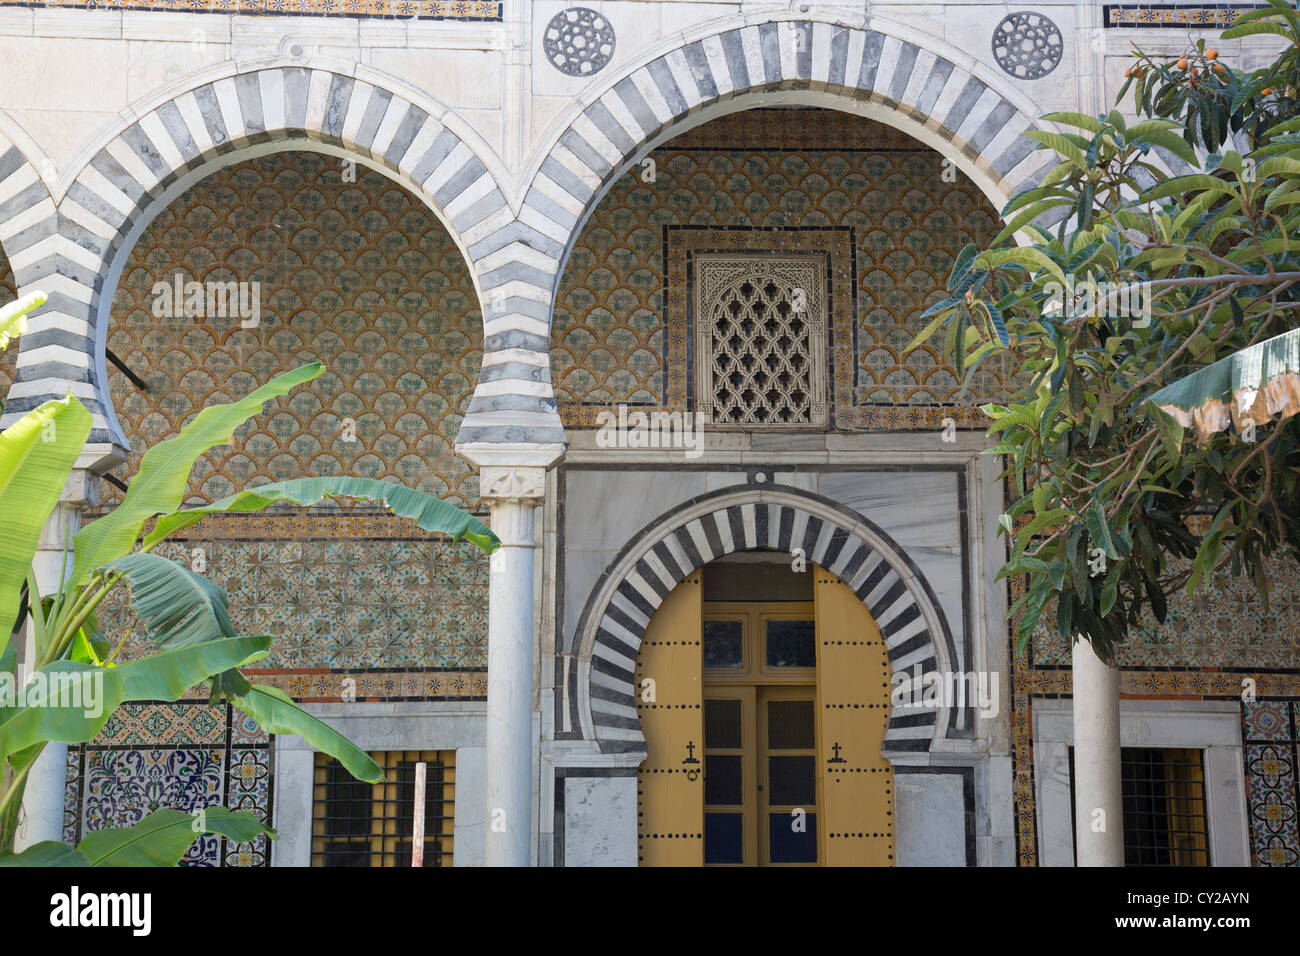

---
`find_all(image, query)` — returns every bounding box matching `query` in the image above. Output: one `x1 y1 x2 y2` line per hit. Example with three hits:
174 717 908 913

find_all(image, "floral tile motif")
1034 554 1300 669
92 702 227 746
62 748 81 846
230 710 269 746
98 532 488 671
82 748 225 867
225 749 272 867
66 703 273 867
1245 701 1293 742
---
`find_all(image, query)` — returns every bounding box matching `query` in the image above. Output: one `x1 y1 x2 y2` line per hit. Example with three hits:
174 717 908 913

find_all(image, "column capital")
479 465 549 504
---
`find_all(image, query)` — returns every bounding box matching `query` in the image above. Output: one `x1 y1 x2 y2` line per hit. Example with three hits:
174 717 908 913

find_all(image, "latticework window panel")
694 256 828 427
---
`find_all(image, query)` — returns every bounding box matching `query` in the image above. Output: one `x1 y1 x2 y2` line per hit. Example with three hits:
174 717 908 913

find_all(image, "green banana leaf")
0 635 270 765
1148 328 1300 441
106 552 238 649
146 476 499 553
71 362 326 588
76 807 275 866
0 291 47 352
0 395 93 643
0 841 89 866
232 683 385 783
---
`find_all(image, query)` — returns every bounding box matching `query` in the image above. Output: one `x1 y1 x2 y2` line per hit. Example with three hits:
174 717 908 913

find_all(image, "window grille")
694 255 828 427
311 750 455 867
1068 746 1210 866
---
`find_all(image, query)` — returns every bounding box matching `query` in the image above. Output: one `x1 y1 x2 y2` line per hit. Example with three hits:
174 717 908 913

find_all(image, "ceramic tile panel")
64 702 274 867
105 151 483 510
91 514 489 672
552 109 1020 431
1243 701 1300 866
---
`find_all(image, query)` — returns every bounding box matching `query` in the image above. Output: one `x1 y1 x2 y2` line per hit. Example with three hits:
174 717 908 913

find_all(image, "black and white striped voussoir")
588 500 944 755
3 68 527 449
526 21 1051 251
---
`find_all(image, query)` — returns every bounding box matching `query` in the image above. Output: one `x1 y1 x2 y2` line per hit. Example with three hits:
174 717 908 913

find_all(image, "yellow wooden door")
813 566 895 865
636 573 704 865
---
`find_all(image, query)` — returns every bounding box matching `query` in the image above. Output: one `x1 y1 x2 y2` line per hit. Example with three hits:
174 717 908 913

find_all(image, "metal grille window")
311 750 455 867
694 255 827 427
1068 746 1210 866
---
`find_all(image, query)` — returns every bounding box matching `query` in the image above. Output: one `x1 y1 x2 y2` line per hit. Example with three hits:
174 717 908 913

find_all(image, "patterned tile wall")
93 512 489 674
64 703 273 867
1011 557 1300 867
1242 701 1299 866
106 150 483 510
1034 553 1300 669
552 109 1020 430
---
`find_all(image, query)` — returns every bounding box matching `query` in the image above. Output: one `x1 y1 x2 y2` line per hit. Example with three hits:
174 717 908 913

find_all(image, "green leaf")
1086 501 1119 560
976 247 1068 287
77 807 276 867
232 684 385 784
71 363 326 589
0 841 90 866
1025 130 1089 170
1221 21 1293 40
1042 111 1105 134
0 636 270 764
0 291 47 352
106 553 238 649
147 477 498 554
0 395 93 643
947 243 977 291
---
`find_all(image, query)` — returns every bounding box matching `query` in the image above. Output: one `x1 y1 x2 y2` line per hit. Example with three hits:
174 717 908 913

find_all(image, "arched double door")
636 560 894 866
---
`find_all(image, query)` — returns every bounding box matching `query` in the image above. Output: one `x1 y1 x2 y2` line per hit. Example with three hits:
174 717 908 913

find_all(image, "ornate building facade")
0 0 1294 866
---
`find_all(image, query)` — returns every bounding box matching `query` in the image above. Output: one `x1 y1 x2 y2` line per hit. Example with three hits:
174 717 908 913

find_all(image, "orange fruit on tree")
1177 57 1189 69
1206 49 1218 60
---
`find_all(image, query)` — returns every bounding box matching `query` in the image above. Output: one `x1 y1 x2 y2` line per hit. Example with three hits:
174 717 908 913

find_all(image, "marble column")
1072 637 1124 866
479 464 547 867
14 470 98 851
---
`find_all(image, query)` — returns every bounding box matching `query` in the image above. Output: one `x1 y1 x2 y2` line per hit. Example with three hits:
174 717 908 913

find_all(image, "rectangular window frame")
1031 699 1250 866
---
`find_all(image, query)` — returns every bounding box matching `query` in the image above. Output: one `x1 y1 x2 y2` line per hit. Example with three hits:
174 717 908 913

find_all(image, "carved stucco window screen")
693 255 828 428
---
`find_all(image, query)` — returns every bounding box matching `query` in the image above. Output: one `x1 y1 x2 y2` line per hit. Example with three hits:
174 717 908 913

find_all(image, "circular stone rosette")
992 11 1064 80
544 7 616 77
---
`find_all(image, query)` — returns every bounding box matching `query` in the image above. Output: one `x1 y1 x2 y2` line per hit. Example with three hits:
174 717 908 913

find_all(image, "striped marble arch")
572 487 960 757
467 16 1053 452
0 66 520 459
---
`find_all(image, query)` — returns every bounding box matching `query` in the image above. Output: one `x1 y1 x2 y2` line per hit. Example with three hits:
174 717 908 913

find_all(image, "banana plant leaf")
0 635 270 766
71 362 326 588
146 476 498 553
0 841 89 866
106 553 238 650
75 807 275 866
1148 328 1300 441
0 291 46 352
0 395 93 643
231 683 385 783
